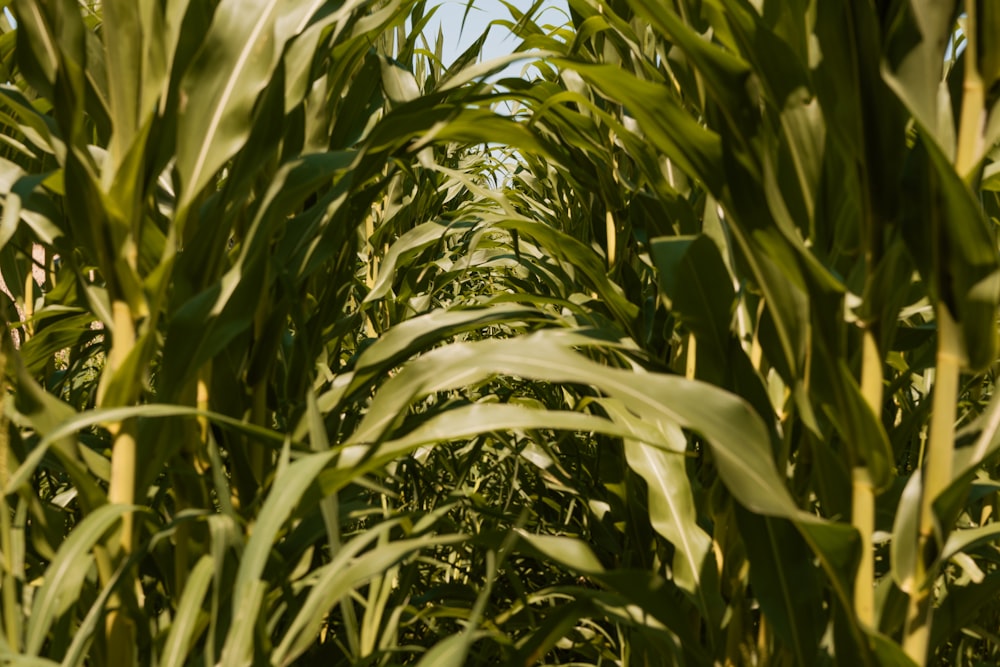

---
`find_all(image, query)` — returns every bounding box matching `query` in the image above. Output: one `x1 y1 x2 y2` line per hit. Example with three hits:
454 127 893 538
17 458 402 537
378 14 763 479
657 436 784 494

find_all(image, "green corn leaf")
651 235 736 385
623 436 724 640
274 530 466 665
349 330 803 520
226 451 333 618
902 136 1000 371
735 508 824 666
25 504 137 655
175 0 324 215
559 61 724 193
160 555 215 667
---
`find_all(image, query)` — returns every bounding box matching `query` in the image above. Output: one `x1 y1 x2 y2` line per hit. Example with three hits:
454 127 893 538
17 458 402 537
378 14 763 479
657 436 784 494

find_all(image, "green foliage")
1 0 1000 665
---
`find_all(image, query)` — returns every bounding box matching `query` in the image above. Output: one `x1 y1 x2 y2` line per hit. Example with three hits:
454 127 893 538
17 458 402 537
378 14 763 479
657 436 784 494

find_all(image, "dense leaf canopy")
1 1 1000 665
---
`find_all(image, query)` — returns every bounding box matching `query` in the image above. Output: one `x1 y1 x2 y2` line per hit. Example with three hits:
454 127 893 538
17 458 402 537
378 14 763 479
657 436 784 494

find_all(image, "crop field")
1 1 1000 665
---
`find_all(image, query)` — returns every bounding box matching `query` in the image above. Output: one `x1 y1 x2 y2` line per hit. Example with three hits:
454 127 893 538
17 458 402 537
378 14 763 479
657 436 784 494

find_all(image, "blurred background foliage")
1 0 1000 665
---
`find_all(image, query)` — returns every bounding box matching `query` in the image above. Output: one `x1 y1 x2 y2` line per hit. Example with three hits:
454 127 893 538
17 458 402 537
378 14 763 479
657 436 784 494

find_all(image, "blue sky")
1 3 571 80
423 0 569 66
2 3 570 69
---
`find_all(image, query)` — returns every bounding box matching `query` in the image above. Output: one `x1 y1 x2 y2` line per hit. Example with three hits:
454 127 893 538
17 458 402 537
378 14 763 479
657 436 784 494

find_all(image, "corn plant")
2 0 1000 666
498 0 1000 664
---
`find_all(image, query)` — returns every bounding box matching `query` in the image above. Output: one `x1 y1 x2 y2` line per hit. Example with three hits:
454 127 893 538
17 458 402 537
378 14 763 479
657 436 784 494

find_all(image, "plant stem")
904 3 982 659
605 209 616 270
852 466 875 626
106 299 138 552
955 0 984 181
0 331 20 651
685 333 697 379
854 327 882 627
103 299 138 667
365 208 378 338
22 271 34 339
175 363 212 591
903 304 961 664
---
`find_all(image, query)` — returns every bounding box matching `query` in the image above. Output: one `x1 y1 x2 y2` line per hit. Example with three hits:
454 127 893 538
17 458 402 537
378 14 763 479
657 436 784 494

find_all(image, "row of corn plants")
495 0 1000 664
2 0 1000 665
